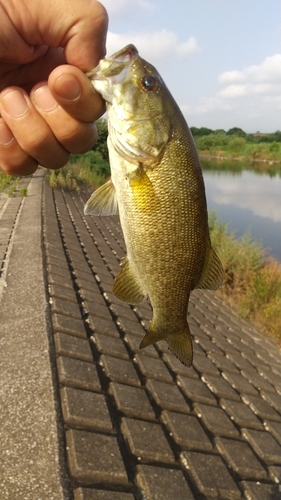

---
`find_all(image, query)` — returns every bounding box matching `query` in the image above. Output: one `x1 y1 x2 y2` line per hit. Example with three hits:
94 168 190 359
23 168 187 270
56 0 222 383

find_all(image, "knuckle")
0 153 37 176
20 129 50 156
60 122 98 154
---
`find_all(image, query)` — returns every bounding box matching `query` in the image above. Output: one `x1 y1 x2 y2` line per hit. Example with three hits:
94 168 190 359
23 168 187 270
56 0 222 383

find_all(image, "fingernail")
32 86 58 112
0 121 14 145
1 90 29 118
54 74 82 101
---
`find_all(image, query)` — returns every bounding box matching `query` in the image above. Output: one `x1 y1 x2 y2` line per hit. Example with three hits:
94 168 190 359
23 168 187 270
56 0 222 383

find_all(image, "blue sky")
100 0 281 133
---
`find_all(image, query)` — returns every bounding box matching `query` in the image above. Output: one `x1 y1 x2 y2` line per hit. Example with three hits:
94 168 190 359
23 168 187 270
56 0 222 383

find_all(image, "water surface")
201 160 281 261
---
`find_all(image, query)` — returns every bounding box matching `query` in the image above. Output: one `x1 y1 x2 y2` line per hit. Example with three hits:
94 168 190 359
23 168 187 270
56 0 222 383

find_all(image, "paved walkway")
1 170 281 500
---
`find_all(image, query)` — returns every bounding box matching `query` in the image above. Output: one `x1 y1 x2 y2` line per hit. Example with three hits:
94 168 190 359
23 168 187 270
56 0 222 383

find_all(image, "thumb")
63 1 108 70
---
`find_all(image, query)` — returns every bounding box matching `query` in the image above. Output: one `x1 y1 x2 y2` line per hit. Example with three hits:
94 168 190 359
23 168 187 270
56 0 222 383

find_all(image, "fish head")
88 44 173 164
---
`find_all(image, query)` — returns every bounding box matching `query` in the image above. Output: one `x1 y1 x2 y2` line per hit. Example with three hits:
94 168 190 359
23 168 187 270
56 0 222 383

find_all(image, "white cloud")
175 36 201 59
218 54 281 99
182 96 235 117
219 54 281 85
181 54 281 131
106 30 201 65
218 84 248 99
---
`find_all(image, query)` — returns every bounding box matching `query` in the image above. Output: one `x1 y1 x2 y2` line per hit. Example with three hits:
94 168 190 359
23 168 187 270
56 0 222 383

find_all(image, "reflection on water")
202 160 281 261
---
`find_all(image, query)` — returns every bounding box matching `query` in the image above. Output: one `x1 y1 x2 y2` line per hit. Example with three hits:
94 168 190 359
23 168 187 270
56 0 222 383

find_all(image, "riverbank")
193 131 281 170
209 213 281 344
199 153 281 167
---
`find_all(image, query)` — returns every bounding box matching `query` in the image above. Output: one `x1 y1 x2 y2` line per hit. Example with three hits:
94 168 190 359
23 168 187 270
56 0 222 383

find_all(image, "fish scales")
85 44 223 366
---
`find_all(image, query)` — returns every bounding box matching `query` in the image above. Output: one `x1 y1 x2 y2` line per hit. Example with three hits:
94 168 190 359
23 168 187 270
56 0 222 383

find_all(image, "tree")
92 118 109 161
226 127 246 137
190 127 213 137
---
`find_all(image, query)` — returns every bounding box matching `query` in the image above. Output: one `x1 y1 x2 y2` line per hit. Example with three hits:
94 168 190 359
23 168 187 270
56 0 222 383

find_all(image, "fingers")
48 65 105 122
0 118 38 175
0 87 70 174
31 83 99 154
1 0 108 70
58 0 108 69
0 66 106 176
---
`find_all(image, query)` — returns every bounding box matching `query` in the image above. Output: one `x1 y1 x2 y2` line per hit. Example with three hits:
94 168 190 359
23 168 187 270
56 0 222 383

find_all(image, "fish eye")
140 74 158 92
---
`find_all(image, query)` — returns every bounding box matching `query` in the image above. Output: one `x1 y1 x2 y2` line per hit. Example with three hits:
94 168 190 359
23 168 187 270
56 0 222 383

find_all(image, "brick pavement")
0 172 67 499
1 171 281 499
42 176 281 500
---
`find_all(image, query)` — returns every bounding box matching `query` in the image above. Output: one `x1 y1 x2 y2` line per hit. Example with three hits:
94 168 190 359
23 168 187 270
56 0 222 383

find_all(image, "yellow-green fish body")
85 45 223 366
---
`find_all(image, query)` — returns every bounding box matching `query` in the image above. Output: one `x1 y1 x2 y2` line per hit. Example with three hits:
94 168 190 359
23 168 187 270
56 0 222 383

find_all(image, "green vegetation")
19 187 28 197
48 118 110 191
92 117 109 162
7 180 19 197
48 151 110 191
209 212 281 342
191 127 281 168
0 171 17 192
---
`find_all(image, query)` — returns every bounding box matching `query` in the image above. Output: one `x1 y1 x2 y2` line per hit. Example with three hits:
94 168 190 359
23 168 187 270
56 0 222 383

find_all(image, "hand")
0 0 108 175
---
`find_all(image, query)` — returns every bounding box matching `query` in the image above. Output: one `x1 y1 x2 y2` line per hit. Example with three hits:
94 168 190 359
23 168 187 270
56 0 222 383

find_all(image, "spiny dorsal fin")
84 179 118 216
113 257 146 305
196 247 224 290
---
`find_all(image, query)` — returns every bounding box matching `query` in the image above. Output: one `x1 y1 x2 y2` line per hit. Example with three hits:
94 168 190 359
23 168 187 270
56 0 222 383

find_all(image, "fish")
84 44 223 366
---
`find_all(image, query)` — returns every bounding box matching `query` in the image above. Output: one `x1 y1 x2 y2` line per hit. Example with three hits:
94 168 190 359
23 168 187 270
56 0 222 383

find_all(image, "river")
201 159 281 261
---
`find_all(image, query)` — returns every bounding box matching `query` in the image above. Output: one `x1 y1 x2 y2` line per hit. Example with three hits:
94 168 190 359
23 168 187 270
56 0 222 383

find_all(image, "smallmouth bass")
85 45 223 366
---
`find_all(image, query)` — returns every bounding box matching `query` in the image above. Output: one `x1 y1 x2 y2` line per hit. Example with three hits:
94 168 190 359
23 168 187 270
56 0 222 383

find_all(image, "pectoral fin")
84 179 118 216
195 247 224 290
140 321 193 367
128 165 157 214
113 257 146 305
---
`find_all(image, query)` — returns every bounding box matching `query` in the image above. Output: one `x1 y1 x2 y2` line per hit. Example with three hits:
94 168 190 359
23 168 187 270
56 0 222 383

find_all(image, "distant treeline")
89 119 281 168
190 126 281 143
190 126 281 164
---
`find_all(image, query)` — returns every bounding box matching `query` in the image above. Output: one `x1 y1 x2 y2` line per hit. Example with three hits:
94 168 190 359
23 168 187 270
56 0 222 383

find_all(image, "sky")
99 0 281 133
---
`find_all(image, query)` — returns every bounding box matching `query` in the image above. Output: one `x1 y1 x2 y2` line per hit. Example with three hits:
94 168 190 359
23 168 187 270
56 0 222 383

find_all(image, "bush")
228 137 246 151
195 133 230 151
209 212 281 341
48 151 110 191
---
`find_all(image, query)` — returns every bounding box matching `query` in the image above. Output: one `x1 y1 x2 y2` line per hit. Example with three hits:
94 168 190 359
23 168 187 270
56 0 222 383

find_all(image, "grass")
47 151 110 192
19 187 28 197
0 171 17 192
209 212 281 342
7 181 19 197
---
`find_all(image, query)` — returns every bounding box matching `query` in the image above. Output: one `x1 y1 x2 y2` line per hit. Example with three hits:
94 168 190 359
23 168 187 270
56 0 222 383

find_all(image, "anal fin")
113 256 146 305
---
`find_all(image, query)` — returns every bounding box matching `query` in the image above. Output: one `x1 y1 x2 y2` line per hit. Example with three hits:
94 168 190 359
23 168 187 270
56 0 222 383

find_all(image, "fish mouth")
87 44 138 80
107 44 139 64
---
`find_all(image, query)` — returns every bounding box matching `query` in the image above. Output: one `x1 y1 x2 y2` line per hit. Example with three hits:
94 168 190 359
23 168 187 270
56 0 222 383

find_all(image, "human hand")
0 0 108 175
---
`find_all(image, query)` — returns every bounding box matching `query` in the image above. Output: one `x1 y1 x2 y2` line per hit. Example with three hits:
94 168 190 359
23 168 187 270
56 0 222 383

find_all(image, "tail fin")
139 323 193 367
